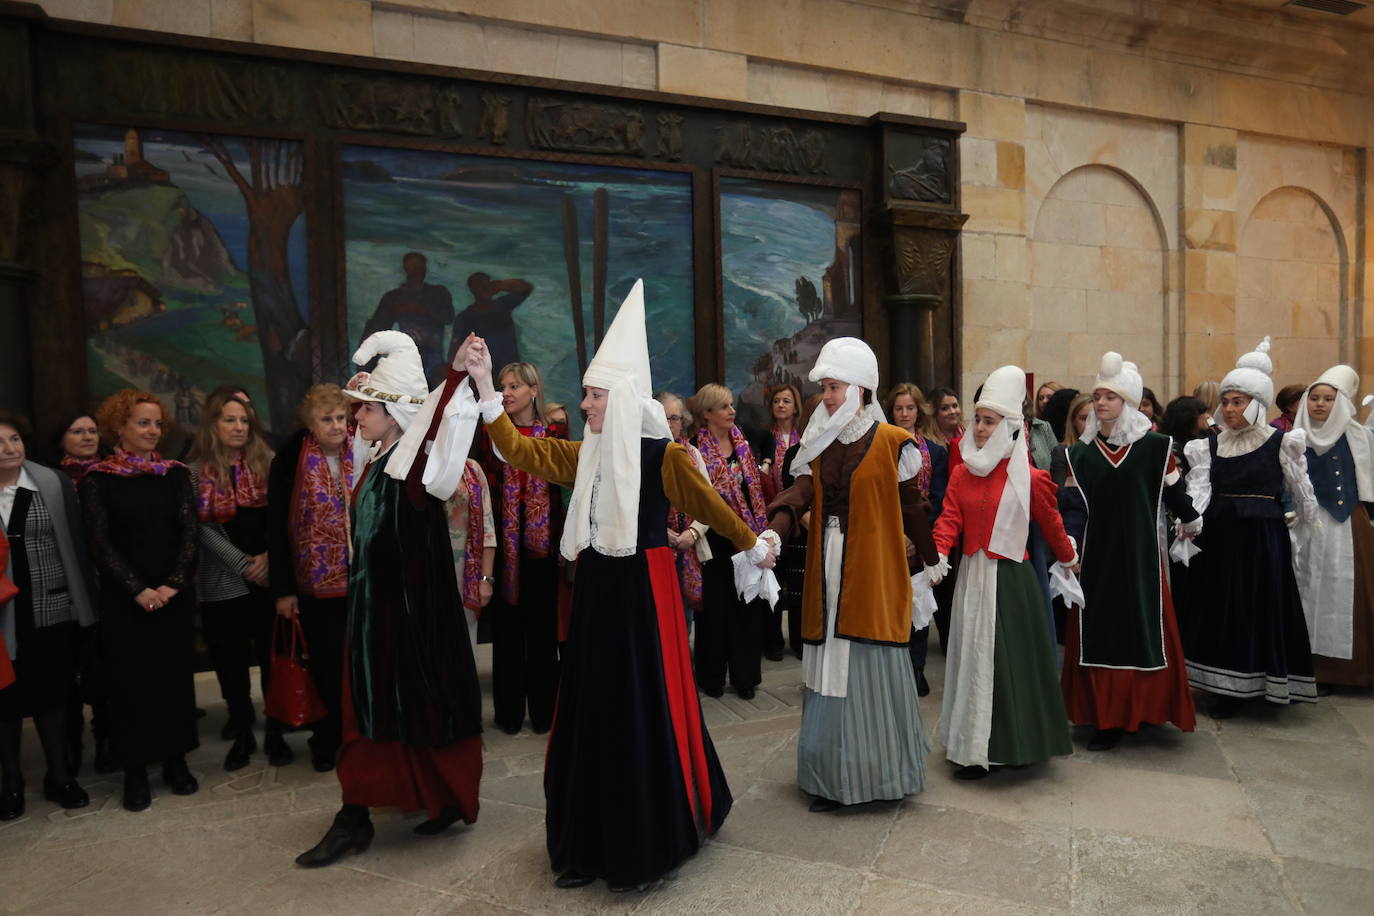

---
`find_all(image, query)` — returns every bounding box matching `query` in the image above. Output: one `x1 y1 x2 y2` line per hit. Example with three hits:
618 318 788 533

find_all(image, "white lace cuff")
478 397 504 423
925 553 950 585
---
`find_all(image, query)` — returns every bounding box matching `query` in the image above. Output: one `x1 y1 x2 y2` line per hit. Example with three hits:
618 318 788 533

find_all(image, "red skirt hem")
1061 570 1197 733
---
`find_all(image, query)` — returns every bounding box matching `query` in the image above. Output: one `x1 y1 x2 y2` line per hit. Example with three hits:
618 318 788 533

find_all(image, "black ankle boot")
915 669 931 697
123 767 151 812
413 806 463 835
296 808 375 868
43 777 90 810
224 730 258 772
264 729 294 767
161 756 198 795
0 781 24 821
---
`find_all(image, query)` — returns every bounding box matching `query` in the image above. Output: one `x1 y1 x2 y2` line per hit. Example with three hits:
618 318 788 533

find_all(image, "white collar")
837 414 875 445
2 467 36 491
1216 422 1274 458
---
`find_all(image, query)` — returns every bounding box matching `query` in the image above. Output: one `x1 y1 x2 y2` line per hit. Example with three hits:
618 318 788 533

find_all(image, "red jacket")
933 457 1076 563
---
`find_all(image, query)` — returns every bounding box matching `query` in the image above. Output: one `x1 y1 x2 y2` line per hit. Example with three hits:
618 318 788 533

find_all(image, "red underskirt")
1061 565 1197 733
336 651 483 822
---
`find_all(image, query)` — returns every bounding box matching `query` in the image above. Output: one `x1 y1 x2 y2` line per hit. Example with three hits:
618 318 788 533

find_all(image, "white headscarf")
561 280 672 560
1080 352 1152 447
963 365 1031 561
1297 364 1374 501
790 337 883 474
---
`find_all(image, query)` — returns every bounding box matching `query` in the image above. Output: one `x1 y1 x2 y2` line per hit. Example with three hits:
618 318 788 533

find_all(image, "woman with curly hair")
81 390 199 811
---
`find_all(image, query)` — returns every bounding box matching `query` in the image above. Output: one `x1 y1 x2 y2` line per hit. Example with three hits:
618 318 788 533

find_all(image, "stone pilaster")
1181 123 1239 391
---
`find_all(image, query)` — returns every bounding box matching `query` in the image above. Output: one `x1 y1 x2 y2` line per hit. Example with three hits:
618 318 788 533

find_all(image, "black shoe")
311 753 336 773
224 731 258 772
161 757 199 795
496 722 522 736
43 778 90 810
954 764 995 780
763 648 785 662
554 870 596 889
916 670 931 697
296 815 375 868
68 737 84 779
0 787 24 820
736 685 756 700
123 768 151 812
264 732 294 767
701 685 724 699
413 805 463 835
1316 683 1334 697
808 796 842 812
93 738 117 775
1087 728 1125 751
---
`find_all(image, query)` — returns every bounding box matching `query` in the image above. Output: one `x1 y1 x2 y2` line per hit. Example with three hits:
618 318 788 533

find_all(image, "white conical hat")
561 279 671 561
343 330 428 429
1312 364 1358 401
975 365 1026 419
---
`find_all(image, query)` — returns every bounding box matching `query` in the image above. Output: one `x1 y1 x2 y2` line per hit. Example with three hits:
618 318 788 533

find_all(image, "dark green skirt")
987 560 1073 766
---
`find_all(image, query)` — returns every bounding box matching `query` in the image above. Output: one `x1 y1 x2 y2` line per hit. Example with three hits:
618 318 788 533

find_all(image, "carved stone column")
871 115 967 391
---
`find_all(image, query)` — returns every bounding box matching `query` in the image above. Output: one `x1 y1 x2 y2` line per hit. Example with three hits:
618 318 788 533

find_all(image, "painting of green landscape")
342 145 695 429
74 124 310 434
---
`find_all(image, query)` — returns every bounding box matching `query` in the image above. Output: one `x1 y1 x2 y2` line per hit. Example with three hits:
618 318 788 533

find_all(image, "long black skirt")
545 546 732 886
101 588 199 766
1177 513 1317 704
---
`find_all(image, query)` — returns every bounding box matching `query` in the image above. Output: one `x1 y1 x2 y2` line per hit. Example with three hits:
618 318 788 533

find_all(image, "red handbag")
264 616 327 727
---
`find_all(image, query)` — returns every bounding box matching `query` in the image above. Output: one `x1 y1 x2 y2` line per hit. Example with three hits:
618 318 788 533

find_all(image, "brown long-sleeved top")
484 413 758 553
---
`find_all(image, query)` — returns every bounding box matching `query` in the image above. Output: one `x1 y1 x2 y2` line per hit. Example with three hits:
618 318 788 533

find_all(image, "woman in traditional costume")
1178 338 1319 716
1293 366 1374 689
268 384 355 772
767 339 937 811
1061 353 1198 750
297 331 485 867
931 367 1077 779
466 281 778 892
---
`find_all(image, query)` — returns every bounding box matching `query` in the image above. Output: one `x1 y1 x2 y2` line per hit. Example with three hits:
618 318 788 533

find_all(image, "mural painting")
73 124 310 435
342 145 695 430
720 177 862 431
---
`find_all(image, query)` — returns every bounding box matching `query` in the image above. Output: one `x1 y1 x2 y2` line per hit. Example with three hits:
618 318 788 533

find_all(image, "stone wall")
35 0 1374 408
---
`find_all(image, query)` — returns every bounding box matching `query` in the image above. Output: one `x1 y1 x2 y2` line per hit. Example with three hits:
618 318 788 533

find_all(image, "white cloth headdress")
1220 336 1275 426
1080 352 1152 446
561 280 672 560
962 365 1031 561
1297 364 1374 501
790 337 885 474
343 330 480 498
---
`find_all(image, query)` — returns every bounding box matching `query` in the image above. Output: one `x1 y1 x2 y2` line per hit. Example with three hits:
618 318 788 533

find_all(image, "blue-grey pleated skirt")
797 642 929 805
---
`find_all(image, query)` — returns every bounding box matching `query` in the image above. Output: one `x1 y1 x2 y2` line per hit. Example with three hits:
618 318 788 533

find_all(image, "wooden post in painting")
872 115 967 392
592 187 609 349
561 195 588 376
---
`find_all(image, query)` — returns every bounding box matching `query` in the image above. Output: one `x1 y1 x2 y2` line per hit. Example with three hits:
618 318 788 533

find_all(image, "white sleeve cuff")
479 398 505 423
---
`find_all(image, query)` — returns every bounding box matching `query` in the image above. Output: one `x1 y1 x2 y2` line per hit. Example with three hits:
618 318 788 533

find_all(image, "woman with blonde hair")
690 383 770 698
1034 381 1062 419
268 383 355 772
482 360 567 734
189 388 283 771
81 390 199 811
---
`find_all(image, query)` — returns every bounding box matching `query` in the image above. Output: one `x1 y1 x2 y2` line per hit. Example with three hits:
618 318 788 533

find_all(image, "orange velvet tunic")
768 423 937 647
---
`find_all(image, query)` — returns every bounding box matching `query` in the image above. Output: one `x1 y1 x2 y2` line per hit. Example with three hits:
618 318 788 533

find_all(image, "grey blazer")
2 461 99 659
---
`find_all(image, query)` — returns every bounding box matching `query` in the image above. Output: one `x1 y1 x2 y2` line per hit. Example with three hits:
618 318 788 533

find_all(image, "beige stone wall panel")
38 0 113 24
372 8 416 59
210 0 253 41
252 0 372 56
398 0 701 47
658 43 747 100
113 0 212 35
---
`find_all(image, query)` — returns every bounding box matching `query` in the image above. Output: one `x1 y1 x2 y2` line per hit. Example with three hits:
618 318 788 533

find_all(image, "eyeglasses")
665 415 683 423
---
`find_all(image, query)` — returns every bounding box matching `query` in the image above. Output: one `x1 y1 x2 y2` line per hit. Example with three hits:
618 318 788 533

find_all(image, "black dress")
546 438 732 887
81 469 200 766
1177 432 1318 704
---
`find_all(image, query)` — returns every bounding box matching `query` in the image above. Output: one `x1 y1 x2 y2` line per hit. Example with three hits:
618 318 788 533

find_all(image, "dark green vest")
1067 432 1171 669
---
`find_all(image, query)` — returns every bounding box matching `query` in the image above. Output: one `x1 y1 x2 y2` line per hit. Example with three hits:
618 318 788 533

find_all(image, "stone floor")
2 645 1372 915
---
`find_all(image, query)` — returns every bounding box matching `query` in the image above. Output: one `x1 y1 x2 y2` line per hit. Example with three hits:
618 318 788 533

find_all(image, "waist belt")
1217 493 1276 500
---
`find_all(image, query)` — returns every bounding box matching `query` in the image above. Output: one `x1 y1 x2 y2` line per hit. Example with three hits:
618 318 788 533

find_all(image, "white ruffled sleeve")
897 439 923 482
1280 429 1320 526
1183 438 1213 516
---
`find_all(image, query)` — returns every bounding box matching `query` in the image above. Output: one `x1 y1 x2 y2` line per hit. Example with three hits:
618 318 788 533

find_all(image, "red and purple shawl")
197 454 269 523
667 439 705 609
59 455 100 486
89 448 185 478
288 433 354 600
498 421 563 605
696 424 768 534
458 461 487 612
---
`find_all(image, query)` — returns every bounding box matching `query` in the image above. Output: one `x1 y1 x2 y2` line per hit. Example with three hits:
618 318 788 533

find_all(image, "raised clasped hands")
464 337 497 400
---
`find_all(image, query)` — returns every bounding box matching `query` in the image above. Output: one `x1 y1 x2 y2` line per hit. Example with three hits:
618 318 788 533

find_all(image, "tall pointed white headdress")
561 279 672 560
